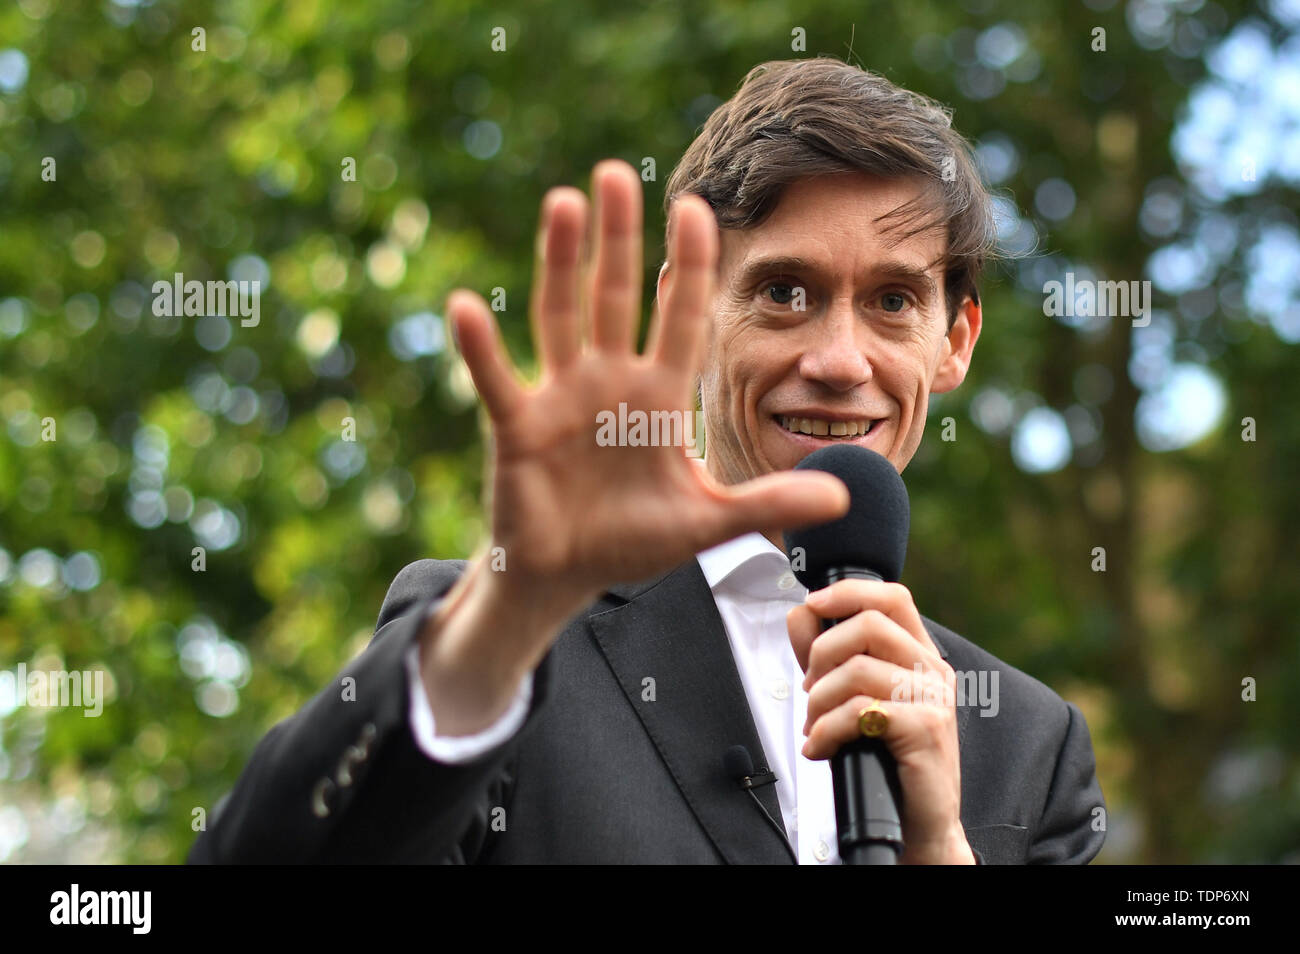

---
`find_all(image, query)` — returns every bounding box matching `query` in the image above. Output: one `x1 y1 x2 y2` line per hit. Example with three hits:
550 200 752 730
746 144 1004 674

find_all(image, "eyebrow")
732 254 940 301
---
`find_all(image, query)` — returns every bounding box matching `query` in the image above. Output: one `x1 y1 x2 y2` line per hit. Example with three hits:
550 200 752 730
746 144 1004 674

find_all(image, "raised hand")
446 160 847 602
422 160 847 735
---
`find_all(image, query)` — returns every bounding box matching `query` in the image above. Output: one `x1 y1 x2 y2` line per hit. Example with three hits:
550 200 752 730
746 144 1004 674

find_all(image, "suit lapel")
589 561 795 864
920 618 975 766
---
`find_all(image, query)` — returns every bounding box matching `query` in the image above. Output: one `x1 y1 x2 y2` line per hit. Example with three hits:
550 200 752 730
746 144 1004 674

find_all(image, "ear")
930 295 982 394
655 259 671 304
655 259 708 410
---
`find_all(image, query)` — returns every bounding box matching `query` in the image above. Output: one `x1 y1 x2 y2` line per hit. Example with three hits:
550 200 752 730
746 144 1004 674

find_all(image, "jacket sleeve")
187 558 550 864
1027 700 1107 864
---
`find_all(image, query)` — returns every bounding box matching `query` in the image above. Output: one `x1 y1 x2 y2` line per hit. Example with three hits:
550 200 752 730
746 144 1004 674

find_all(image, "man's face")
677 171 982 487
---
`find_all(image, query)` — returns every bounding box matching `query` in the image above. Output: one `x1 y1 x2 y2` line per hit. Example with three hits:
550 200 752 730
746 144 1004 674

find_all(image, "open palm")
446 161 847 603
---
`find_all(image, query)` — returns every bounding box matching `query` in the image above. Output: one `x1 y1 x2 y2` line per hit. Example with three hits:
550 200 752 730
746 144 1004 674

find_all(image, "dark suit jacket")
189 557 1106 864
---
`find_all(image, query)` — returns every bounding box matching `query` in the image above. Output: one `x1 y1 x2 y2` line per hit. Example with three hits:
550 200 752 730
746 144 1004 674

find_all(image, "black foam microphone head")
782 445 910 588
723 744 755 781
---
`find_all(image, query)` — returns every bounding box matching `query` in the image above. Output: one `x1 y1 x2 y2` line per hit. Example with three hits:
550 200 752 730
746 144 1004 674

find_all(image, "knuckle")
849 654 875 682
923 674 950 705
888 674 911 703
919 705 950 735
887 582 914 608
860 608 888 630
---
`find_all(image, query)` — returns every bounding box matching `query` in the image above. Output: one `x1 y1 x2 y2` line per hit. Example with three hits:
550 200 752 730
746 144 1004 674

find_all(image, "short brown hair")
665 57 997 327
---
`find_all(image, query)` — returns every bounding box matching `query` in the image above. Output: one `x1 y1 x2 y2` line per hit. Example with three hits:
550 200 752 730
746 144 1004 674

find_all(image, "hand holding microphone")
784 445 974 865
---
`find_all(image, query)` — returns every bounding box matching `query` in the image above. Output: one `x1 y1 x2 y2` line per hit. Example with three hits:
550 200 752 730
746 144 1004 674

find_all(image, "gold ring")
858 699 889 738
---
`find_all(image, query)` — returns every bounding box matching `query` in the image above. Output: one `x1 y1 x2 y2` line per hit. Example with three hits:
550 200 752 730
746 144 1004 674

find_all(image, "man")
190 57 1105 864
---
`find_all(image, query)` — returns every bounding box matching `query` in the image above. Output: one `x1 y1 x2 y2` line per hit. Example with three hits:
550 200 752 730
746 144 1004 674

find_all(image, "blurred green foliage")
0 0 1296 862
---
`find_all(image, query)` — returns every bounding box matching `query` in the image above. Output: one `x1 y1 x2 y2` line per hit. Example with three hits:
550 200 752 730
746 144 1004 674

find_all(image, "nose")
796 295 873 392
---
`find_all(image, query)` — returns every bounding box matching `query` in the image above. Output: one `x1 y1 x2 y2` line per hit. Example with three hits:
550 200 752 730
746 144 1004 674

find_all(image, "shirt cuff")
404 604 533 764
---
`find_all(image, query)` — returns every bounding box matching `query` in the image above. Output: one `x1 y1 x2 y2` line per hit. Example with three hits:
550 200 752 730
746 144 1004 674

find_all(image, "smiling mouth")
775 415 880 439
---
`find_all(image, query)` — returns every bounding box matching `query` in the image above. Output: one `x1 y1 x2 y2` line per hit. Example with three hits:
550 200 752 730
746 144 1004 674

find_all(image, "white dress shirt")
403 532 840 863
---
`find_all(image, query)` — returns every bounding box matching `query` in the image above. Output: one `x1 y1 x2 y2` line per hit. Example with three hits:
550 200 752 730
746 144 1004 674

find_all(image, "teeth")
779 416 873 439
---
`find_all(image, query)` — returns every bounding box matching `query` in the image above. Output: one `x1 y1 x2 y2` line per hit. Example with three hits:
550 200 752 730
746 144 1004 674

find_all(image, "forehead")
719 171 947 282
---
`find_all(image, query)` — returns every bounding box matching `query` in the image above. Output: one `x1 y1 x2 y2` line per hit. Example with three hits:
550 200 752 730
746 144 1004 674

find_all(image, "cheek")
879 334 944 401
874 349 923 405
704 351 763 439
705 309 765 396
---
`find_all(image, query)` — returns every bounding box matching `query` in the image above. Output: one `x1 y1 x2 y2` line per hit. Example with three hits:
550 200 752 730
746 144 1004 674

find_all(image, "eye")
881 291 909 312
766 283 797 306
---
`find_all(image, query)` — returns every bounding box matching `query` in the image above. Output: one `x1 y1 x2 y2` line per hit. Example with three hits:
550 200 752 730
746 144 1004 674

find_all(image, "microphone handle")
822 567 905 865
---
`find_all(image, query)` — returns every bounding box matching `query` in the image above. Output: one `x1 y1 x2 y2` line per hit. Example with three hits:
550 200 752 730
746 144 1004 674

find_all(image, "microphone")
722 745 787 847
783 444 909 866
723 744 778 789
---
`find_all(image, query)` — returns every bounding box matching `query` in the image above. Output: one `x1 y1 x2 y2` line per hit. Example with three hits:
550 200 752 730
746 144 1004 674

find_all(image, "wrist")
903 823 975 865
418 551 594 736
464 540 603 620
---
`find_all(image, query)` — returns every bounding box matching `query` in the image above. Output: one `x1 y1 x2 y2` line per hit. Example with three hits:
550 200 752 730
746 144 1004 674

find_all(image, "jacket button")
311 777 335 818
336 745 365 787
356 722 377 756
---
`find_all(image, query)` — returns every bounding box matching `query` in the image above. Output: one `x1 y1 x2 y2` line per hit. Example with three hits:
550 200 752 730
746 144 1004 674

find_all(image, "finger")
588 160 643 353
446 289 525 422
704 470 849 548
653 196 717 374
529 188 587 372
804 580 940 659
804 694 919 761
803 655 948 736
642 298 664 360
787 603 822 676
801 609 944 692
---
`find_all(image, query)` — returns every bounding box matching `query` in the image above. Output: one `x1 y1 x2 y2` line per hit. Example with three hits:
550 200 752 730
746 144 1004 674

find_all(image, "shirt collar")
696 532 807 602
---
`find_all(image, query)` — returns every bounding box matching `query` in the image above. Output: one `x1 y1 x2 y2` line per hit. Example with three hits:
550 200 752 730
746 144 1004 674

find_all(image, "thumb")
708 470 849 545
